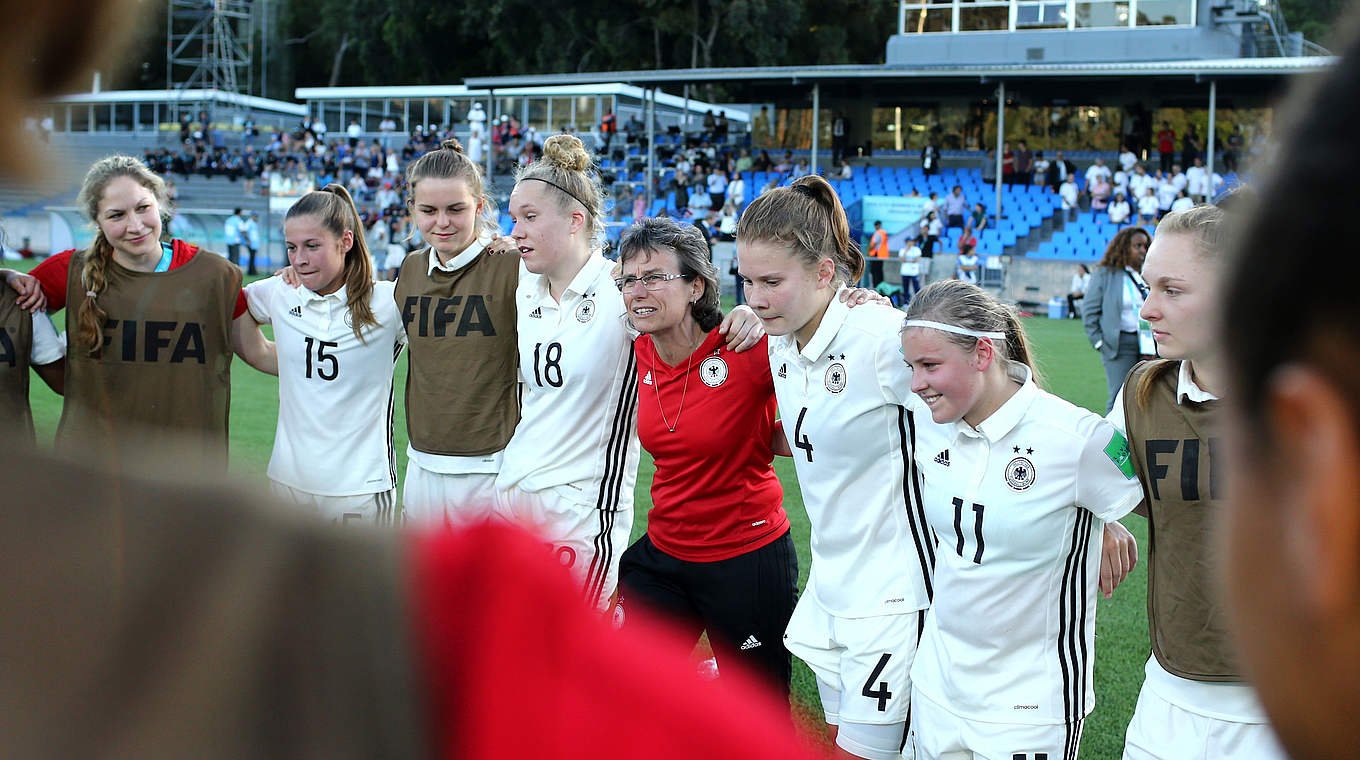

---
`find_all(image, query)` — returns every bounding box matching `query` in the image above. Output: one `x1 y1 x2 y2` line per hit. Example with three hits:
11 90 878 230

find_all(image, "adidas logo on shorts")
528 307 543 319
288 306 302 318
934 450 950 466
740 635 762 650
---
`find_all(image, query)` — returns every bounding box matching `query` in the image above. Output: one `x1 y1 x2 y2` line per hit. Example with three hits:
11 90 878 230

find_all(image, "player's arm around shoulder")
234 278 279 376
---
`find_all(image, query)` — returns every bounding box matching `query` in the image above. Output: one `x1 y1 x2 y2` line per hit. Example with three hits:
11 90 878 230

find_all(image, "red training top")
634 329 788 562
410 522 823 759
31 245 249 318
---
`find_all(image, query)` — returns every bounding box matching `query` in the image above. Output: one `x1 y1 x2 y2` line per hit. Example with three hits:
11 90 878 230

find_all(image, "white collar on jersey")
956 362 1038 443
427 232 492 275
1176 360 1219 404
529 251 610 303
294 282 347 305
772 285 852 362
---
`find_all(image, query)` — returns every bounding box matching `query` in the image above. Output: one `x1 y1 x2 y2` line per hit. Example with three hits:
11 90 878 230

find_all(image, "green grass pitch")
20 261 1148 759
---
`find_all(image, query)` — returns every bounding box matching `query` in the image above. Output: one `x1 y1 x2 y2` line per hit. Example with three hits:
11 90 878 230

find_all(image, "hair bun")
441 138 465 154
542 134 592 172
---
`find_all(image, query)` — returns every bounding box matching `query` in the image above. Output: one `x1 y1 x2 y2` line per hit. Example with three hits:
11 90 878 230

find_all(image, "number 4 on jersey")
793 407 814 462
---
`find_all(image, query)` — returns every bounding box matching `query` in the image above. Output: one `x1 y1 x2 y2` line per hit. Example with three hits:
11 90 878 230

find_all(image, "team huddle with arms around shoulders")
2 73 1339 760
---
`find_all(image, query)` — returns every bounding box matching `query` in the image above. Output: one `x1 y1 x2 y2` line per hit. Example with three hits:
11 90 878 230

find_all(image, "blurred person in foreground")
1219 12 1360 760
0 3 827 759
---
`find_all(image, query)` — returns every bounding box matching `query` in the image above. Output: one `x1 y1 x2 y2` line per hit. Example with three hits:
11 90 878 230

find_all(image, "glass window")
1135 0 1192 25
526 98 548 131
1074 0 1130 26
902 0 953 32
1016 1 1068 28
576 96 595 129
113 104 134 132
550 97 573 130
497 97 520 125
960 4 1010 30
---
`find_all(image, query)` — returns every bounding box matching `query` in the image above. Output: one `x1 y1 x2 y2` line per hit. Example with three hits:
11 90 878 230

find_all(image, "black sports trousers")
619 529 798 701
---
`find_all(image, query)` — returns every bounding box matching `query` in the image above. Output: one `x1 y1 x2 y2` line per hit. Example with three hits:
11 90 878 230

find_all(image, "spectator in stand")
1001 141 1016 184
899 235 923 306
734 149 753 173
1170 189 1195 213
754 150 772 172
1186 157 1210 201
375 181 399 211
1066 263 1090 319
968 202 988 234
1090 174 1112 211
1129 164 1156 204
224 208 245 266
717 203 738 242
379 115 396 149
1109 192 1132 226
1137 187 1160 226
242 211 261 276
922 191 939 226
600 110 617 155
942 185 968 229
1085 157 1112 188
1181 124 1201 169
955 227 977 258
921 140 941 176
1013 140 1033 185
1046 150 1076 192
775 151 793 173
1060 175 1080 221
1082 225 1152 412
1156 174 1177 218
867 220 890 286
1157 121 1176 173
1113 166 1131 200
708 168 728 210
1119 143 1138 173
922 210 943 258
1031 150 1050 186
347 119 362 148
790 158 809 180
1223 125 1243 172
955 240 980 283
1169 163 1188 194
727 171 746 211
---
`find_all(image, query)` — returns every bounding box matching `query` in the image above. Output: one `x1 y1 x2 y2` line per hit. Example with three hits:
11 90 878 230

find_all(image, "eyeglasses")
614 272 685 291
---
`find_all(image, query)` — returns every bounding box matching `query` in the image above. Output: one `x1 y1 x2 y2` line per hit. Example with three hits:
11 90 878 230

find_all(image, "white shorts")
269 481 398 526
496 485 632 611
911 686 1081 760
1123 682 1287 760
783 592 920 726
402 461 499 527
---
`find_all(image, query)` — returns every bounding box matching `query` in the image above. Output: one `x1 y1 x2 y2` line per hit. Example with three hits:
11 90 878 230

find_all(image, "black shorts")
619 530 798 699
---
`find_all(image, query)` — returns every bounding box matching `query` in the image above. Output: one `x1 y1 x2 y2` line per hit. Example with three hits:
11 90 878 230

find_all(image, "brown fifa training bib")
1123 361 1240 681
57 246 240 470
396 247 519 456
0 287 35 445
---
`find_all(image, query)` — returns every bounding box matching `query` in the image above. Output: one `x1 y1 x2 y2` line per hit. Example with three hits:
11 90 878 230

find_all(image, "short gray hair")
617 217 722 332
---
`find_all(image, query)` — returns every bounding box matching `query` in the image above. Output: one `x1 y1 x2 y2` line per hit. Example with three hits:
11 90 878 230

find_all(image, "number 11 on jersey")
952 497 985 564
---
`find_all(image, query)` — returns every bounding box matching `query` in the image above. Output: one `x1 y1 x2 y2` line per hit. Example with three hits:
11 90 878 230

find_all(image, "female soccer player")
236 184 406 524
497 134 764 610
736 175 931 760
26 154 248 469
391 139 521 526
1112 206 1286 759
1082 226 1153 412
614 217 798 698
900 280 1143 760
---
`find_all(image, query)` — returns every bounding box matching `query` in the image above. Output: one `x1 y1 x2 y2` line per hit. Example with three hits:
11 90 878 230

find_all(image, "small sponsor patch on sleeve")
1104 430 1136 480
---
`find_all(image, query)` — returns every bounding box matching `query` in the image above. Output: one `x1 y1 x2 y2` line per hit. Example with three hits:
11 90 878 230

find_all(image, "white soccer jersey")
30 311 64 365
245 277 407 496
495 254 639 514
767 291 933 618
909 369 1142 729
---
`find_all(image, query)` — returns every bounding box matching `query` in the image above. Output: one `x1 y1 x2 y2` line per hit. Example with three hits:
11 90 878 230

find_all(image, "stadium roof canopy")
465 56 1332 88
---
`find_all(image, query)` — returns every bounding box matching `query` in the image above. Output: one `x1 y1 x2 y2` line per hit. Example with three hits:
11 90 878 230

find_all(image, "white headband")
904 319 1006 342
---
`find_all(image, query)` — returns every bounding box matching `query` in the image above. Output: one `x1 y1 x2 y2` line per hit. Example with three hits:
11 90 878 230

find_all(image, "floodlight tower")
166 0 256 123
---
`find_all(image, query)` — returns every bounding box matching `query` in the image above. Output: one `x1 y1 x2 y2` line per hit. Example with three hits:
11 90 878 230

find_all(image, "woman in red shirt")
615 217 798 698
